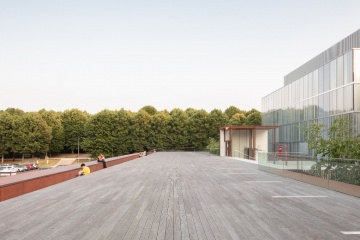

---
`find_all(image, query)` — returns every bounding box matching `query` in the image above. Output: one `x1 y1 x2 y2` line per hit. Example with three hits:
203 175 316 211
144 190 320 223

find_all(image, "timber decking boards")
1 152 360 240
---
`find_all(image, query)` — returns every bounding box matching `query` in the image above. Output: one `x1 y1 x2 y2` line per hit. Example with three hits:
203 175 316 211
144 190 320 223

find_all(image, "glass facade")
262 49 360 155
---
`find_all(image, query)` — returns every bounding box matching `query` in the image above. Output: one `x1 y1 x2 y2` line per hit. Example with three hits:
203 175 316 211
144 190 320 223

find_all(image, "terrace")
0 152 359 239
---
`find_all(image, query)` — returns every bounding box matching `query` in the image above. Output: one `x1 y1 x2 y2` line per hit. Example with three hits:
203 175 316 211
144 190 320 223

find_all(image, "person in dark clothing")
97 153 107 168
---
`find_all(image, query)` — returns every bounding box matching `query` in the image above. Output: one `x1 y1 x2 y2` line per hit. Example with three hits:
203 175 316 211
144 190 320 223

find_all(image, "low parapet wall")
0 153 140 202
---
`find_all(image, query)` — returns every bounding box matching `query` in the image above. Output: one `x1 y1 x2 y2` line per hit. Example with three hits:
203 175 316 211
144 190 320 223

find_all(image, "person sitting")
139 151 147 157
77 163 90 176
97 153 107 168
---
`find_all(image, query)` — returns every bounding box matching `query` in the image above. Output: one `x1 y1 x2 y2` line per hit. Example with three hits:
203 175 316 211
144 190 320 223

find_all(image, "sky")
1 0 360 114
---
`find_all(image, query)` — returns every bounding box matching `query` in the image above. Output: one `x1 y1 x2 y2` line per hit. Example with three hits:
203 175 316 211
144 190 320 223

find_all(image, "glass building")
262 29 360 155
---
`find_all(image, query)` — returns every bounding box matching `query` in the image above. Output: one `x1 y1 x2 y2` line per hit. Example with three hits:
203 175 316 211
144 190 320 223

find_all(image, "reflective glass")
344 50 353 84
313 69 318 95
330 90 336 115
343 84 353 112
324 63 330 92
336 55 344 87
354 49 360 82
314 96 318 118
318 66 324 93
318 95 324 117
330 59 336 90
324 92 330 116
299 77 304 101
336 87 344 114
354 84 360 111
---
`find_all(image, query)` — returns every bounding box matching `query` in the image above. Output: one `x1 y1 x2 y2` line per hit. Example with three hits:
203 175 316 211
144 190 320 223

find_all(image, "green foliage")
187 109 210 149
0 105 259 156
207 137 219 149
303 118 356 158
208 109 229 140
229 112 247 126
224 106 243 119
38 109 65 155
207 137 220 155
309 159 360 186
168 108 189 149
246 110 262 125
83 109 132 157
13 112 52 158
131 110 152 152
148 110 171 149
140 105 157 116
0 111 13 158
62 109 90 153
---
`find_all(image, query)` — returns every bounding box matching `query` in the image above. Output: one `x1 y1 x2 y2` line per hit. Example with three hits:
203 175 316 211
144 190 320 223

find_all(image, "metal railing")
257 152 360 198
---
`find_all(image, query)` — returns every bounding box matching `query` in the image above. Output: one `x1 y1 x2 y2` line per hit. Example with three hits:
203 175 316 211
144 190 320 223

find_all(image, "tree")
0 111 13 163
148 110 171 149
246 110 262 125
186 109 210 149
83 109 133 157
303 118 355 158
229 112 247 126
84 110 117 157
224 106 243 119
38 109 65 156
168 108 189 149
13 112 52 160
208 109 229 140
62 109 90 153
130 110 152 152
140 105 157 116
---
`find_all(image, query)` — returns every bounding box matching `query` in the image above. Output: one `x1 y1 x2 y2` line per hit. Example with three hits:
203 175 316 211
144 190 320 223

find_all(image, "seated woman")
97 153 107 168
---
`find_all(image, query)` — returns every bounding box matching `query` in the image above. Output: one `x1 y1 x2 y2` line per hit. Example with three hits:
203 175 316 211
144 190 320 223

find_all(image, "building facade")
262 29 360 155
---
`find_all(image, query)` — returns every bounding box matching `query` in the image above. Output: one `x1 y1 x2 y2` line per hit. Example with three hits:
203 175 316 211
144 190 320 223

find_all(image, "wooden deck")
0 152 360 240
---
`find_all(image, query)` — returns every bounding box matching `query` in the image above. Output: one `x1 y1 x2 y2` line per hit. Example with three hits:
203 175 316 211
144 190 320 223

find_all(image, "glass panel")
318 66 324 93
324 63 330 92
336 87 343 114
295 80 300 103
336 55 344 87
299 102 304 121
314 96 318 119
313 69 318 96
354 84 360 111
330 90 336 115
354 49 360 82
324 92 330 116
330 59 336 90
291 82 295 105
304 75 308 99
318 95 324 118
299 77 303 101
343 84 353 112
344 50 353 84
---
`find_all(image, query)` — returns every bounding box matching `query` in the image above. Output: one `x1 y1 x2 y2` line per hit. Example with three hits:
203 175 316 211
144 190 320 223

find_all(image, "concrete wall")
220 129 226 157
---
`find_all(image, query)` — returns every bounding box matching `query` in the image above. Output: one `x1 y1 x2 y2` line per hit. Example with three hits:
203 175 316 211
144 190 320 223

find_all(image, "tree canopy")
0 106 262 158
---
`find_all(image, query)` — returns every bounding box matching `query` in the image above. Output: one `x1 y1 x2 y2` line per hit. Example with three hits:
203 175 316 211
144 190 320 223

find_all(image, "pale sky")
1 0 360 114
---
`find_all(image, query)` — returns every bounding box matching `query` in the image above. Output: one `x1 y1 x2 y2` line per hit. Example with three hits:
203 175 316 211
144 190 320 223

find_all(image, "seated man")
77 163 90 176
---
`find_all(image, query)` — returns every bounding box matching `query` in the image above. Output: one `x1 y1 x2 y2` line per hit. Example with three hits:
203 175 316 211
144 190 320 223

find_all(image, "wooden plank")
0 152 360 240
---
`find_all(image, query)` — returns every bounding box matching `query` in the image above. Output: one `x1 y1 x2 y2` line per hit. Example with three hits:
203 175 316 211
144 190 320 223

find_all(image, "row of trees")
0 106 261 160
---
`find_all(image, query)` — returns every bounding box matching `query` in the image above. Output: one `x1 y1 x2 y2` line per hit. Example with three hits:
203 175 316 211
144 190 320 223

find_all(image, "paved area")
52 158 77 167
1 152 360 240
